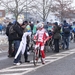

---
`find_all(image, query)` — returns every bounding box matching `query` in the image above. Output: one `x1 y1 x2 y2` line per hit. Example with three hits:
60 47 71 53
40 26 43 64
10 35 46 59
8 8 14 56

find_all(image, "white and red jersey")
34 28 49 42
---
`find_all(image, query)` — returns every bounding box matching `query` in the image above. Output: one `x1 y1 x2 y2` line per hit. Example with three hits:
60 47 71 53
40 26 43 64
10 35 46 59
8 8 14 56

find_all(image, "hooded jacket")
12 22 23 41
53 22 61 39
62 20 72 37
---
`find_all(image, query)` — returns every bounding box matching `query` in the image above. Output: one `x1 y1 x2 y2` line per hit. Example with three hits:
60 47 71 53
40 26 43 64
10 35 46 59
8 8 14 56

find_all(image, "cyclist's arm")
33 30 38 40
44 32 50 44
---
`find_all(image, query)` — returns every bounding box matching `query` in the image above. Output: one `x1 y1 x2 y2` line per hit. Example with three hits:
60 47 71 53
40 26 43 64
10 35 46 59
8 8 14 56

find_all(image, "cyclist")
34 22 50 64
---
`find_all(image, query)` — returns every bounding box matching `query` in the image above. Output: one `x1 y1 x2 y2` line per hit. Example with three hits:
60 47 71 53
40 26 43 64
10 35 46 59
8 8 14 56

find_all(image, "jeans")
63 36 69 49
54 39 59 52
14 40 21 63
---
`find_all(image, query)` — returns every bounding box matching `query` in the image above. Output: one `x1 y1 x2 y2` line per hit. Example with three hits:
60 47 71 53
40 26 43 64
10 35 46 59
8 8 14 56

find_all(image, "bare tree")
51 0 75 22
0 0 35 20
30 0 53 22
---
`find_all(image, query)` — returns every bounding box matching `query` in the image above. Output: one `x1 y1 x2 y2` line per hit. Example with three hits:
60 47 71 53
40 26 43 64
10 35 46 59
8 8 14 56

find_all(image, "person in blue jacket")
62 20 72 50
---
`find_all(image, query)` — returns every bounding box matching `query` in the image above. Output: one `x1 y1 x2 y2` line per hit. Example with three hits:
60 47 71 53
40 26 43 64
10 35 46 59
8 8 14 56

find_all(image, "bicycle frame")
33 43 43 66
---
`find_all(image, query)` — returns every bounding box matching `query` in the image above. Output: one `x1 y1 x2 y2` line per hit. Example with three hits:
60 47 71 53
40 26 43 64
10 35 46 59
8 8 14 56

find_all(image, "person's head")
47 22 49 25
37 22 44 30
6 17 12 23
37 21 39 24
23 21 28 25
17 19 23 25
63 20 67 23
28 21 31 25
53 22 58 26
17 14 24 25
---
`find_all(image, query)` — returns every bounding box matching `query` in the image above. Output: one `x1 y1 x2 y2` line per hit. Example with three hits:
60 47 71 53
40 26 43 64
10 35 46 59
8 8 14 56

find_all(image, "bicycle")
33 43 43 66
44 36 54 52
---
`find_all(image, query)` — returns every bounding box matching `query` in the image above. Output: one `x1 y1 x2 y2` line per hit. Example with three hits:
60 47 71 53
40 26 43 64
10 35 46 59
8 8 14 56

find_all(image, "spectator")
14 25 32 65
24 25 31 62
6 20 14 57
13 18 24 65
53 22 61 53
72 24 75 42
62 20 72 50
44 22 49 31
32 21 39 35
0 23 3 34
28 21 33 32
47 23 53 36
22 21 28 32
22 21 31 62
69 23 73 41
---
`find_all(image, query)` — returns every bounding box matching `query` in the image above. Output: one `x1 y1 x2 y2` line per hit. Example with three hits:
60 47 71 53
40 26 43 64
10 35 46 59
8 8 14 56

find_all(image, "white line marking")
0 68 33 72
0 73 20 75
0 48 75 75
20 48 75 75
0 57 8 61
0 50 7 53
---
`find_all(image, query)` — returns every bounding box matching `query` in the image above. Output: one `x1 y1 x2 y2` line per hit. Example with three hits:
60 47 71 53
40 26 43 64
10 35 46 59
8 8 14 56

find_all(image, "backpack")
63 25 70 34
9 25 15 34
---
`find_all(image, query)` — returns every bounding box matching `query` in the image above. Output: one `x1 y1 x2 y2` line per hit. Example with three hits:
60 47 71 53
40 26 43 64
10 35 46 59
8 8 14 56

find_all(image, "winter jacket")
7 22 23 41
13 22 23 41
6 22 14 41
53 25 61 39
62 23 72 37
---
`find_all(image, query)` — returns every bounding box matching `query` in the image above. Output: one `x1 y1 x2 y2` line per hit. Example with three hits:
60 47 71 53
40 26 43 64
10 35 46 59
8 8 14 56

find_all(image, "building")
0 10 5 23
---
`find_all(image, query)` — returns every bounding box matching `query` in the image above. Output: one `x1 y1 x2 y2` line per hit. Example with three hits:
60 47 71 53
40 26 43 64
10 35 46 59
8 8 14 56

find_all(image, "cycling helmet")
37 22 44 28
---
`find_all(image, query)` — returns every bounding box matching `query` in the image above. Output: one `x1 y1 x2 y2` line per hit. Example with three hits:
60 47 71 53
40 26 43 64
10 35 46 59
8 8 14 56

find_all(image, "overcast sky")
0 0 75 10
72 0 75 6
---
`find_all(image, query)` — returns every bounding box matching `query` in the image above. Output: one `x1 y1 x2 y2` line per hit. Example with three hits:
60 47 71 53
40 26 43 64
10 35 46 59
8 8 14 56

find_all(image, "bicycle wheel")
49 39 54 51
33 49 39 66
40 53 43 64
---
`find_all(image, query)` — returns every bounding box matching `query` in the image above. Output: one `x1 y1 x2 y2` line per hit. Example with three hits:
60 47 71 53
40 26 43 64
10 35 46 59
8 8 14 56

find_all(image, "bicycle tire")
40 54 43 64
49 39 54 51
33 49 39 66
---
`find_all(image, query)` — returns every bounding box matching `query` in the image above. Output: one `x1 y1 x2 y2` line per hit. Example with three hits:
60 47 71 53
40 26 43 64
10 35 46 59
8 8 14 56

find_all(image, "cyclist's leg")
40 42 45 64
34 42 39 51
33 42 38 66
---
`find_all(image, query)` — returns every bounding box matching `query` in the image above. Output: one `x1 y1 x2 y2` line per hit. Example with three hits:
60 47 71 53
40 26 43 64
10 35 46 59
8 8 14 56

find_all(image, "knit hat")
53 22 58 26
63 20 66 23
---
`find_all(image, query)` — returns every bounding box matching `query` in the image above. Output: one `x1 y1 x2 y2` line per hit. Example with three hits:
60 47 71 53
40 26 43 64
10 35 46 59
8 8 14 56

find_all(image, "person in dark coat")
28 21 33 32
6 21 14 57
13 18 23 65
53 22 61 53
22 21 31 62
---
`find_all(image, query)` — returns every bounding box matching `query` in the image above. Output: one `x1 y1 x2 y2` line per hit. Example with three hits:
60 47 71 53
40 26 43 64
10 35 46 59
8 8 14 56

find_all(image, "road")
0 40 75 75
